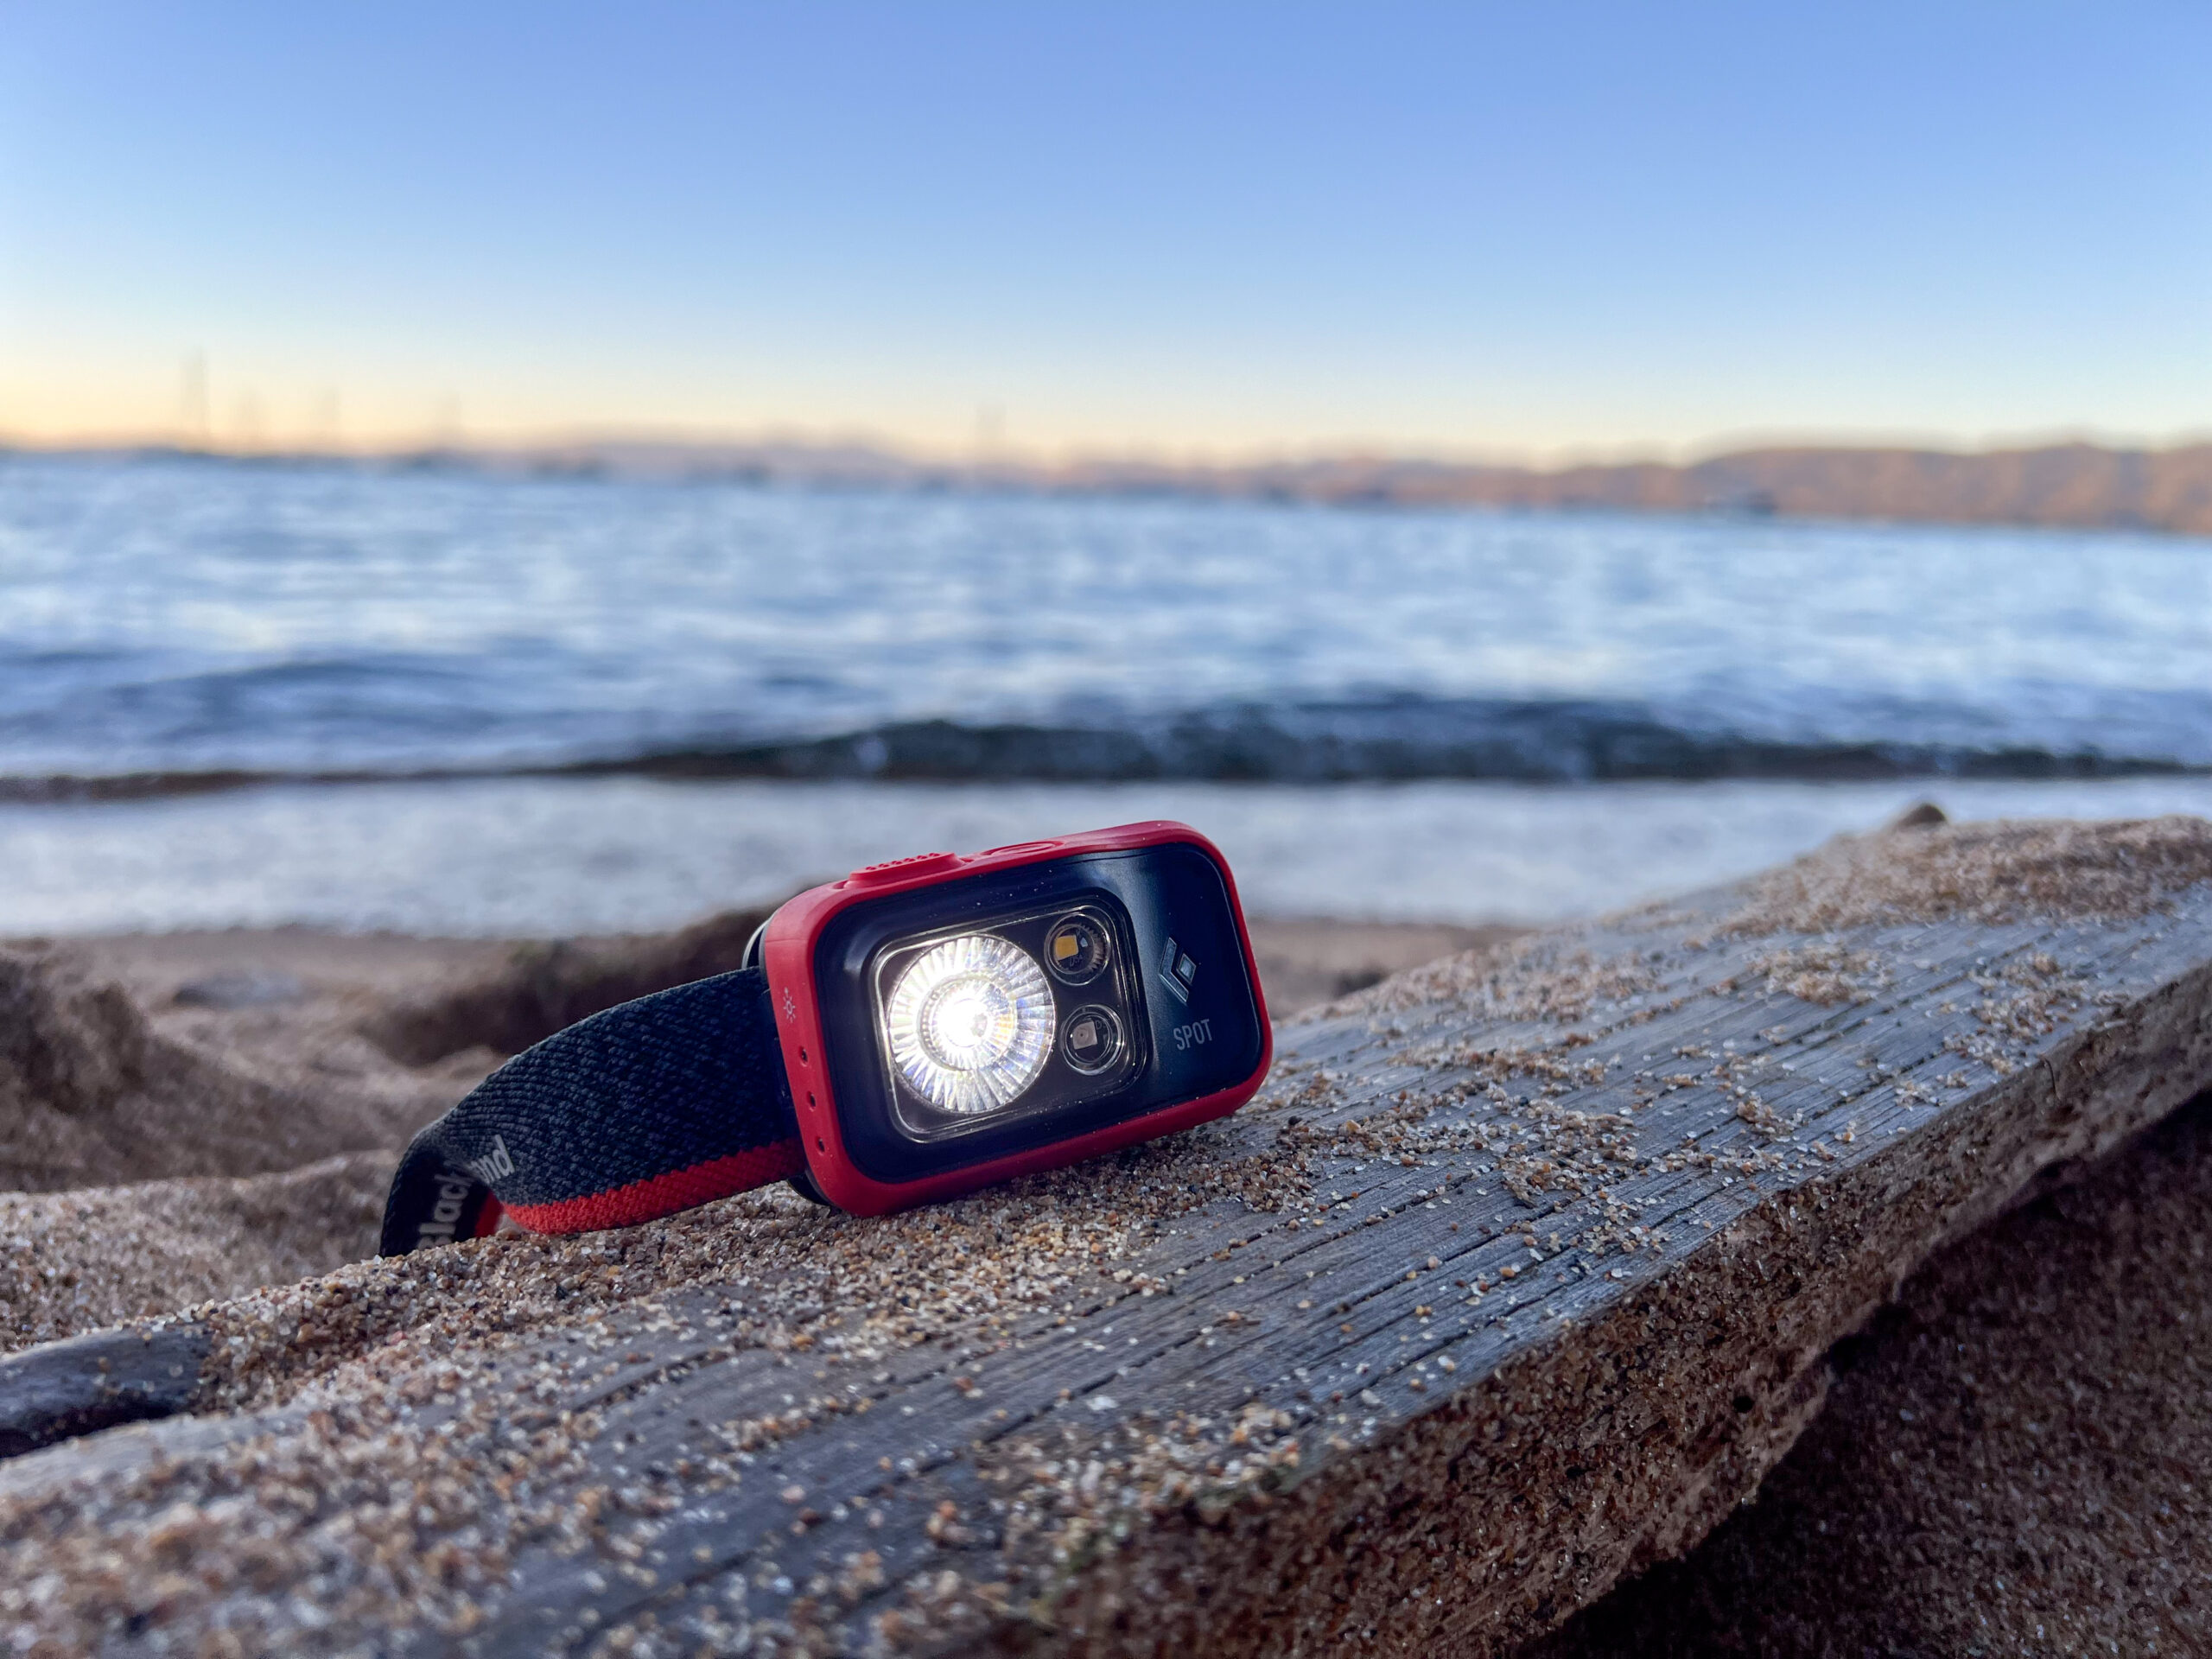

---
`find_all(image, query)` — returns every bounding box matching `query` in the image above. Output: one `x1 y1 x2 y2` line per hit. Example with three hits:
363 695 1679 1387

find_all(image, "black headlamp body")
760 822 1272 1214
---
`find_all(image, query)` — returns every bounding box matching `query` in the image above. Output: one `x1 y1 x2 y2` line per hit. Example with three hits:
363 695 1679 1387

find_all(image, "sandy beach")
10 10 2207 1644
5 887 2212 1650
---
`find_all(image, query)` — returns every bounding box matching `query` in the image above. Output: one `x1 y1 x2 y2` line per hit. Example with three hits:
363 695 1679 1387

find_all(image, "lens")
1059 1004 1124 1073
1043 913 1110 983
884 934 1055 1114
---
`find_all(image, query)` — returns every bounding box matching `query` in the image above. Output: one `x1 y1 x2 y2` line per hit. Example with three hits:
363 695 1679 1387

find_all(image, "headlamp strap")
377 967 804 1255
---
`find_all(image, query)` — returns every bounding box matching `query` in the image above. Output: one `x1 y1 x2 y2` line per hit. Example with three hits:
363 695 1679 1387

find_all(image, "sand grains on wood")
1527 1087 2212 1659
1726 813 2212 936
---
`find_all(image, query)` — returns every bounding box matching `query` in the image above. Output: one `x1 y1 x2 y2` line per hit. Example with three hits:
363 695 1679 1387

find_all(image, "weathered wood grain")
4 820 2212 1657
0 1326 207 1458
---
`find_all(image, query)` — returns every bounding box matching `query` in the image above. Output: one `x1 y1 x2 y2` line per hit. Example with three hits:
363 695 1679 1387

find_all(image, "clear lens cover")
870 899 1146 1141
882 933 1056 1115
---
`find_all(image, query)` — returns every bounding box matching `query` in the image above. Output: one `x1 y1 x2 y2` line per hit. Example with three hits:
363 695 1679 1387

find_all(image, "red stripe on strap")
504 1139 807 1235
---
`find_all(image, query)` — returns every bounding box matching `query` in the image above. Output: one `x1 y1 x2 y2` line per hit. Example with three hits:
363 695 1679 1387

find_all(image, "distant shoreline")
8 435 2212 537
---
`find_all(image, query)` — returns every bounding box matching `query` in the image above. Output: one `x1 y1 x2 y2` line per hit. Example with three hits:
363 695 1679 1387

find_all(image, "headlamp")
380 822 1271 1249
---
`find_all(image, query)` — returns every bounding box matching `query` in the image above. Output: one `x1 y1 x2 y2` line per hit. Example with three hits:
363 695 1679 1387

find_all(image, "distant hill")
1038 441 2212 536
29 436 2212 536
507 437 2212 535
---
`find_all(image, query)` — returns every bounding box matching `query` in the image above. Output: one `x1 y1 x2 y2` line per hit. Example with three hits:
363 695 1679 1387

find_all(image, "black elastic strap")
378 968 803 1255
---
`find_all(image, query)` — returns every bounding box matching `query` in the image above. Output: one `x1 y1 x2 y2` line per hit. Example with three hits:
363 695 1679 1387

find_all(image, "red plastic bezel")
760 821 1273 1216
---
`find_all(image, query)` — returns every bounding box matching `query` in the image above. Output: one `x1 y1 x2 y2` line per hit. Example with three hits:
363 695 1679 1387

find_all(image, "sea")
3 449 2209 936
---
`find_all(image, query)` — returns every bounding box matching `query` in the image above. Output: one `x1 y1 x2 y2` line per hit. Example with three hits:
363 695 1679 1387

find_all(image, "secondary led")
1060 1004 1124 1073
1043 913 1110 983
884 934 1055 1115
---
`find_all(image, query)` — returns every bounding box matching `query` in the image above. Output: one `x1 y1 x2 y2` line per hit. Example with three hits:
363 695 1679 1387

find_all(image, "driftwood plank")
0 1326 208 1459
3 817 2212 1657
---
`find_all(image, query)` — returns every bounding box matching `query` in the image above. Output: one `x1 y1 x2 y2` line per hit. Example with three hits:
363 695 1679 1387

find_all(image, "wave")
2 696 2202 802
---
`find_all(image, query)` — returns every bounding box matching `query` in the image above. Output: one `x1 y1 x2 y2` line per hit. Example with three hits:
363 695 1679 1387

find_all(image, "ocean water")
3 451 2210 784
2 452 2209 933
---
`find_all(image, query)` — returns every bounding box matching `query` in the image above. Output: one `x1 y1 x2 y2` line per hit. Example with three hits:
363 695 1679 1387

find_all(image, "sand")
0 932 501 1196
0 1154 391 1351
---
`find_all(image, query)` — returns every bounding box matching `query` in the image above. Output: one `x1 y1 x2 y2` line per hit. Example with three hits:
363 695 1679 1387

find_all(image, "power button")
849 851 963 886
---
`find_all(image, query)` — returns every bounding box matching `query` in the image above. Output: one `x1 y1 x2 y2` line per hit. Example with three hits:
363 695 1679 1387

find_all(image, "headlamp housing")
756 821 1271 1215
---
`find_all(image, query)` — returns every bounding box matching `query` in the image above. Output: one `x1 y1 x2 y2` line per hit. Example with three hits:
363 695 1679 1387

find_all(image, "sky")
1 2 2207 461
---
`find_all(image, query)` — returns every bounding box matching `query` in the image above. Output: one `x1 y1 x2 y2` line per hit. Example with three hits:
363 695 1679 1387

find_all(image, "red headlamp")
379 822 1270 1251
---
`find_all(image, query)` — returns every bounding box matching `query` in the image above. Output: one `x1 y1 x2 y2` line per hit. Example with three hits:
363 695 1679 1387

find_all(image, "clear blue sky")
3 2 2206 458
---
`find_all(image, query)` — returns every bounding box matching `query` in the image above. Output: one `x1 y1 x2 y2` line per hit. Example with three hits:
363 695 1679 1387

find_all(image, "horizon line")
6 423 2212 475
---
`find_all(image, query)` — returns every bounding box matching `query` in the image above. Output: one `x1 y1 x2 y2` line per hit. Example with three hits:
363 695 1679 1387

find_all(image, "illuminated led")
884 934 1055 1114
1043 913 1109 983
